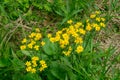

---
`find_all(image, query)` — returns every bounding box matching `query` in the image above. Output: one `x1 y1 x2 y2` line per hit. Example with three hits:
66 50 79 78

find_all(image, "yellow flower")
25 57 47 73
92 23 99 28
100 22 105 27
63 51 71 56
41 64 47 68
76 45 83 53
79 28 86 35
39 66 47 72
50 37 56 43
86 23 92 31
62 33 69 40
60 44 65 48
71 32 78 38
20 45 26 50
30 40 36 45
96 17 101 22
76 22 82 26
56 31 62 35
39 60 47 72
59 39 67 46
35 28 40 32
25 61 31 66
41 41 45 46
21 38 27 44
95 11 100 14
75 22 82 28
47 34 52 38
101 18 105 21
31 68 36 73
67 27 76 35
39 67 44 72
54 35 60 41
32 61 37 67
95 26 100 31
86 19 89 23
67 19 73 24
90 14 96 18
34 45 39 50
40 60 46 65
68 46 72 51
62 28 67 32
32 56 39 61
69 25 74 29
26 66 32 72
28 43 33 49
74 37 83 44
34 33 42 41
29 32 36 38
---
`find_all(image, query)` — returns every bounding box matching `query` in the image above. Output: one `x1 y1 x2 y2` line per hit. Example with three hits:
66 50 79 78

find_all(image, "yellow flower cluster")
25 56 47 73
20 28 45 51
88 11 106 31
47 11 106 56
62 46 72 56
48 22 85 56
39 60 48 71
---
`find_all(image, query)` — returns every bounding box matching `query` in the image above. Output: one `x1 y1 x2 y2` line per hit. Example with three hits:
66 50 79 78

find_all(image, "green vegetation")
0 0 120 80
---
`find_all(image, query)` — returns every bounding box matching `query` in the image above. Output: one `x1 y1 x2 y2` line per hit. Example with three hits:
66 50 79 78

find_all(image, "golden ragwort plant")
20 11 106 73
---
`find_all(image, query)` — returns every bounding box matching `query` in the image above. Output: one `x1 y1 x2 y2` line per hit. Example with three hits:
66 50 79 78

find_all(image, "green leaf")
49 61 77 80
42 38 58 55
12 72 24 80
71 9 83 17
55 10 64 17
0 58 11 67
24 73 42 80
50 61 67 80
21 50 32 57
10 58 25 71
67 68 77 80
61 57 77 80
47 72 58 80
0 59 6 67
61 57 73 68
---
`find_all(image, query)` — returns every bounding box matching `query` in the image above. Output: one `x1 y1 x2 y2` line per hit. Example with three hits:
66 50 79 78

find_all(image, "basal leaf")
42 38 58 55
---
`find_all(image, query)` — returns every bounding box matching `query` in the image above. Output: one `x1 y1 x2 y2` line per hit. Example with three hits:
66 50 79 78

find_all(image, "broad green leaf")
47 71 58 80
67 68 77 80
61 57 77 80
61 57 73 68
0 58 11 67
10 58 25 71
42 38 58 55
21 50 32 57
50 61 67 80
0 59 6 67
24 73 42 80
